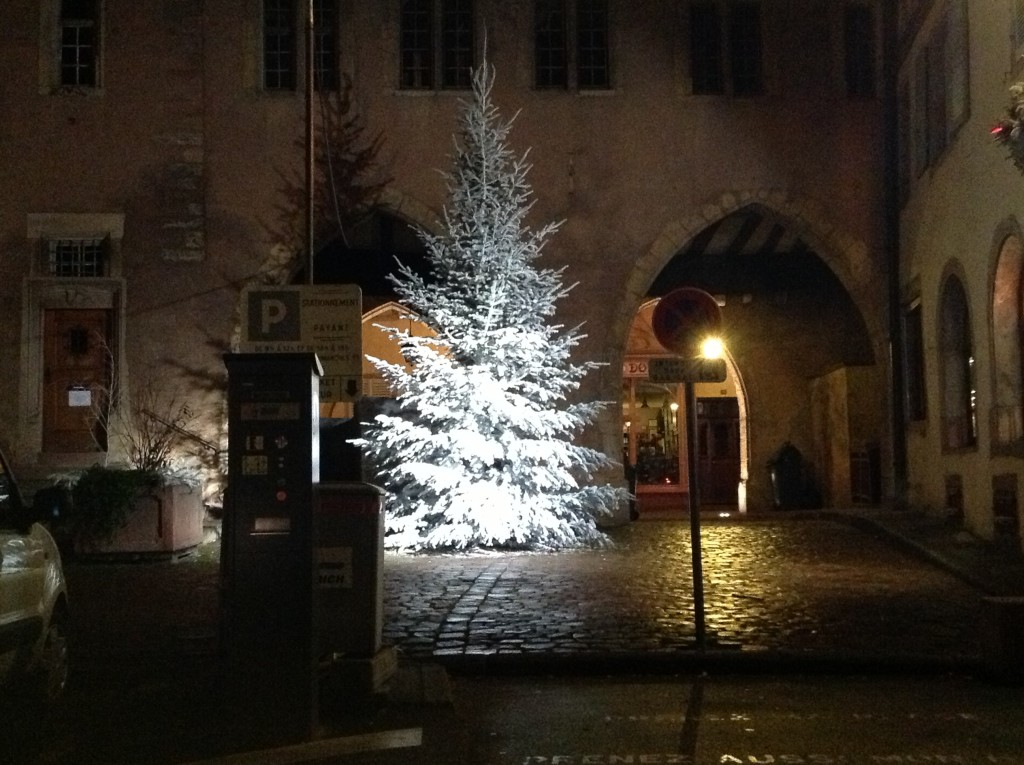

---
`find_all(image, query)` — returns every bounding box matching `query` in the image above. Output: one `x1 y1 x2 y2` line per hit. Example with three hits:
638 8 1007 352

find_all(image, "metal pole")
305 0 315 286
685 379 707 652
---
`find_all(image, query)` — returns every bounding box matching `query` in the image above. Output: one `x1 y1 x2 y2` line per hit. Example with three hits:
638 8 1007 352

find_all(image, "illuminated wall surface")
2 2 1018 543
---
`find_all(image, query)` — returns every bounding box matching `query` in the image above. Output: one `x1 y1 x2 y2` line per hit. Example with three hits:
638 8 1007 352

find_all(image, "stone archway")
604 190 886 512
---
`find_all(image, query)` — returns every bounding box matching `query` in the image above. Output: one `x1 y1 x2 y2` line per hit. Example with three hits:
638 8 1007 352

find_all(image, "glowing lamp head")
700 336 724 360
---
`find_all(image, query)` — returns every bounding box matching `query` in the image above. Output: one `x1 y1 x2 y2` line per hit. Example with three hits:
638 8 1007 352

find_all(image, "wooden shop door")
697 397 740 506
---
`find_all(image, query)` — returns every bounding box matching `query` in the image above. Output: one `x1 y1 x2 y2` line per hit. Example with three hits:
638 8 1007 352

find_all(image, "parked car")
0 446 69 707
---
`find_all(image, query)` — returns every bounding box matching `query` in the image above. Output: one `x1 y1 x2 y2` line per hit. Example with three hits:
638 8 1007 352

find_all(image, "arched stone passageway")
616 196 886 514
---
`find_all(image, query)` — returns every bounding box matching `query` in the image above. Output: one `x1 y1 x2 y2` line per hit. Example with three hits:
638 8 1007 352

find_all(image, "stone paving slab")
383 519 983 665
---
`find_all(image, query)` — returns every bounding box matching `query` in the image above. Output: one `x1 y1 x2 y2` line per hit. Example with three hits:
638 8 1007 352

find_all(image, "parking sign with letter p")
247 289 300 341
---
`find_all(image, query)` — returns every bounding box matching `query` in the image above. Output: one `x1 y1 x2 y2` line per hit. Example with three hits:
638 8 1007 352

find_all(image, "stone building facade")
1 1 891 520
897 0 1024 547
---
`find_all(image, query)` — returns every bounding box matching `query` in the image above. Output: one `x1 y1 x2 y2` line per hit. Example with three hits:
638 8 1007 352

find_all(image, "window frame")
41 0 105 94
399 0 476 91
688 1 763 98
533 0 611 91
902 0 970 183
60 0 100 88
843 2 877 98
938 274 978 452
47 238 108 278
902 299 927 423
314 0 340 92
263 0 298 90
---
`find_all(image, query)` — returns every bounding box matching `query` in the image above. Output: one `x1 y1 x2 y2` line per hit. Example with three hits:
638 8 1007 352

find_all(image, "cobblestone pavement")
382 519 983 665
65 516 986 669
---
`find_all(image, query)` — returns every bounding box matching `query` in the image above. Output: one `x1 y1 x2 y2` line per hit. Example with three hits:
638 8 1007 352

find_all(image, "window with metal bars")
60 0 98 87
264 0 297 90
400 0 474 90
48 239 106 277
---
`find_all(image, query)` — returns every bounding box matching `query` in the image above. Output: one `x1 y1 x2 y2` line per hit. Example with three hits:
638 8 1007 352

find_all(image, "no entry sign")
651 287 722 356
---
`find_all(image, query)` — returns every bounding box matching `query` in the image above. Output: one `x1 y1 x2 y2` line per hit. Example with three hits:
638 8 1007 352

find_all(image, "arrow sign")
648 357 727 383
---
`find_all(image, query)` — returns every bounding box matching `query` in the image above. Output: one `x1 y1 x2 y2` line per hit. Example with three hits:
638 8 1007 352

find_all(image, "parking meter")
221 352 322 741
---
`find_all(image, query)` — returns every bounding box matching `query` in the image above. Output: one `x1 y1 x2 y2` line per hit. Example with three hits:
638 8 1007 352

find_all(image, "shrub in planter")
65 466 164 543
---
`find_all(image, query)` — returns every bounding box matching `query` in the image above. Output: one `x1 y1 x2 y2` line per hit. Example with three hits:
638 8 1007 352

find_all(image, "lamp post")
649 288 725 655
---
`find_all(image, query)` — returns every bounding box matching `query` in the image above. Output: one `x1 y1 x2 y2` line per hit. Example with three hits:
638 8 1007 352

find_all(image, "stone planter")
75 482 205 560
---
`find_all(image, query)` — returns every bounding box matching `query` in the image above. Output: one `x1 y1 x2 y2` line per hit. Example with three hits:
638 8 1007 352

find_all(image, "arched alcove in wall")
991 232 1024 452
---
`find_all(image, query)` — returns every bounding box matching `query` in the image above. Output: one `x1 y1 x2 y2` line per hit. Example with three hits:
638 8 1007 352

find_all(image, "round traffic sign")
651 287 722 356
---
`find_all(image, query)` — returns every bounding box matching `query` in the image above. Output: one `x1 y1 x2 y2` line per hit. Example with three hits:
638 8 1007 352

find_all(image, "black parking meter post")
685 379 707 653
222 352 322 744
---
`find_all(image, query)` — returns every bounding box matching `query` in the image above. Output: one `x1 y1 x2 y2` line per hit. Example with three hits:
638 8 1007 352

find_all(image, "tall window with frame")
939 275 977 450
844 3 876 98
728 1 762 96
903 301 927 423
1014 0 1024 74
441 0 474 89
400 0 474 90
906 1 969 181
400 0 433 89
60 0 99 88
690 2 724 94
576 0 610 89
264 0 297 90
535 0 568 88
314 0 339 91
689 1 762 96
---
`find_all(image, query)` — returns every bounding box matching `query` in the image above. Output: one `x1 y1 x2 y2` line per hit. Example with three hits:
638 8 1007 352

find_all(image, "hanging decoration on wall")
992 82 1024 174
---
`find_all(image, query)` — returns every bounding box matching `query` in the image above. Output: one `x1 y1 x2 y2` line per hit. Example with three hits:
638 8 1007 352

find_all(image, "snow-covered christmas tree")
359 61 627 552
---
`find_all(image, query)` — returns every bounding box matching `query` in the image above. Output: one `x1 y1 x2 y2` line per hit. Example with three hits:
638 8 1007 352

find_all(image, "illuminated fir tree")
360 62 626 551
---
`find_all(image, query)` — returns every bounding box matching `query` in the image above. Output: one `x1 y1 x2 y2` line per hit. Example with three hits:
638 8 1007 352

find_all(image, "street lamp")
650 288 725 654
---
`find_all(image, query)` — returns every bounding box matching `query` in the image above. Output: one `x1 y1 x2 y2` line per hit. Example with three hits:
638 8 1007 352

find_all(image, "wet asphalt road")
23 516 998 764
